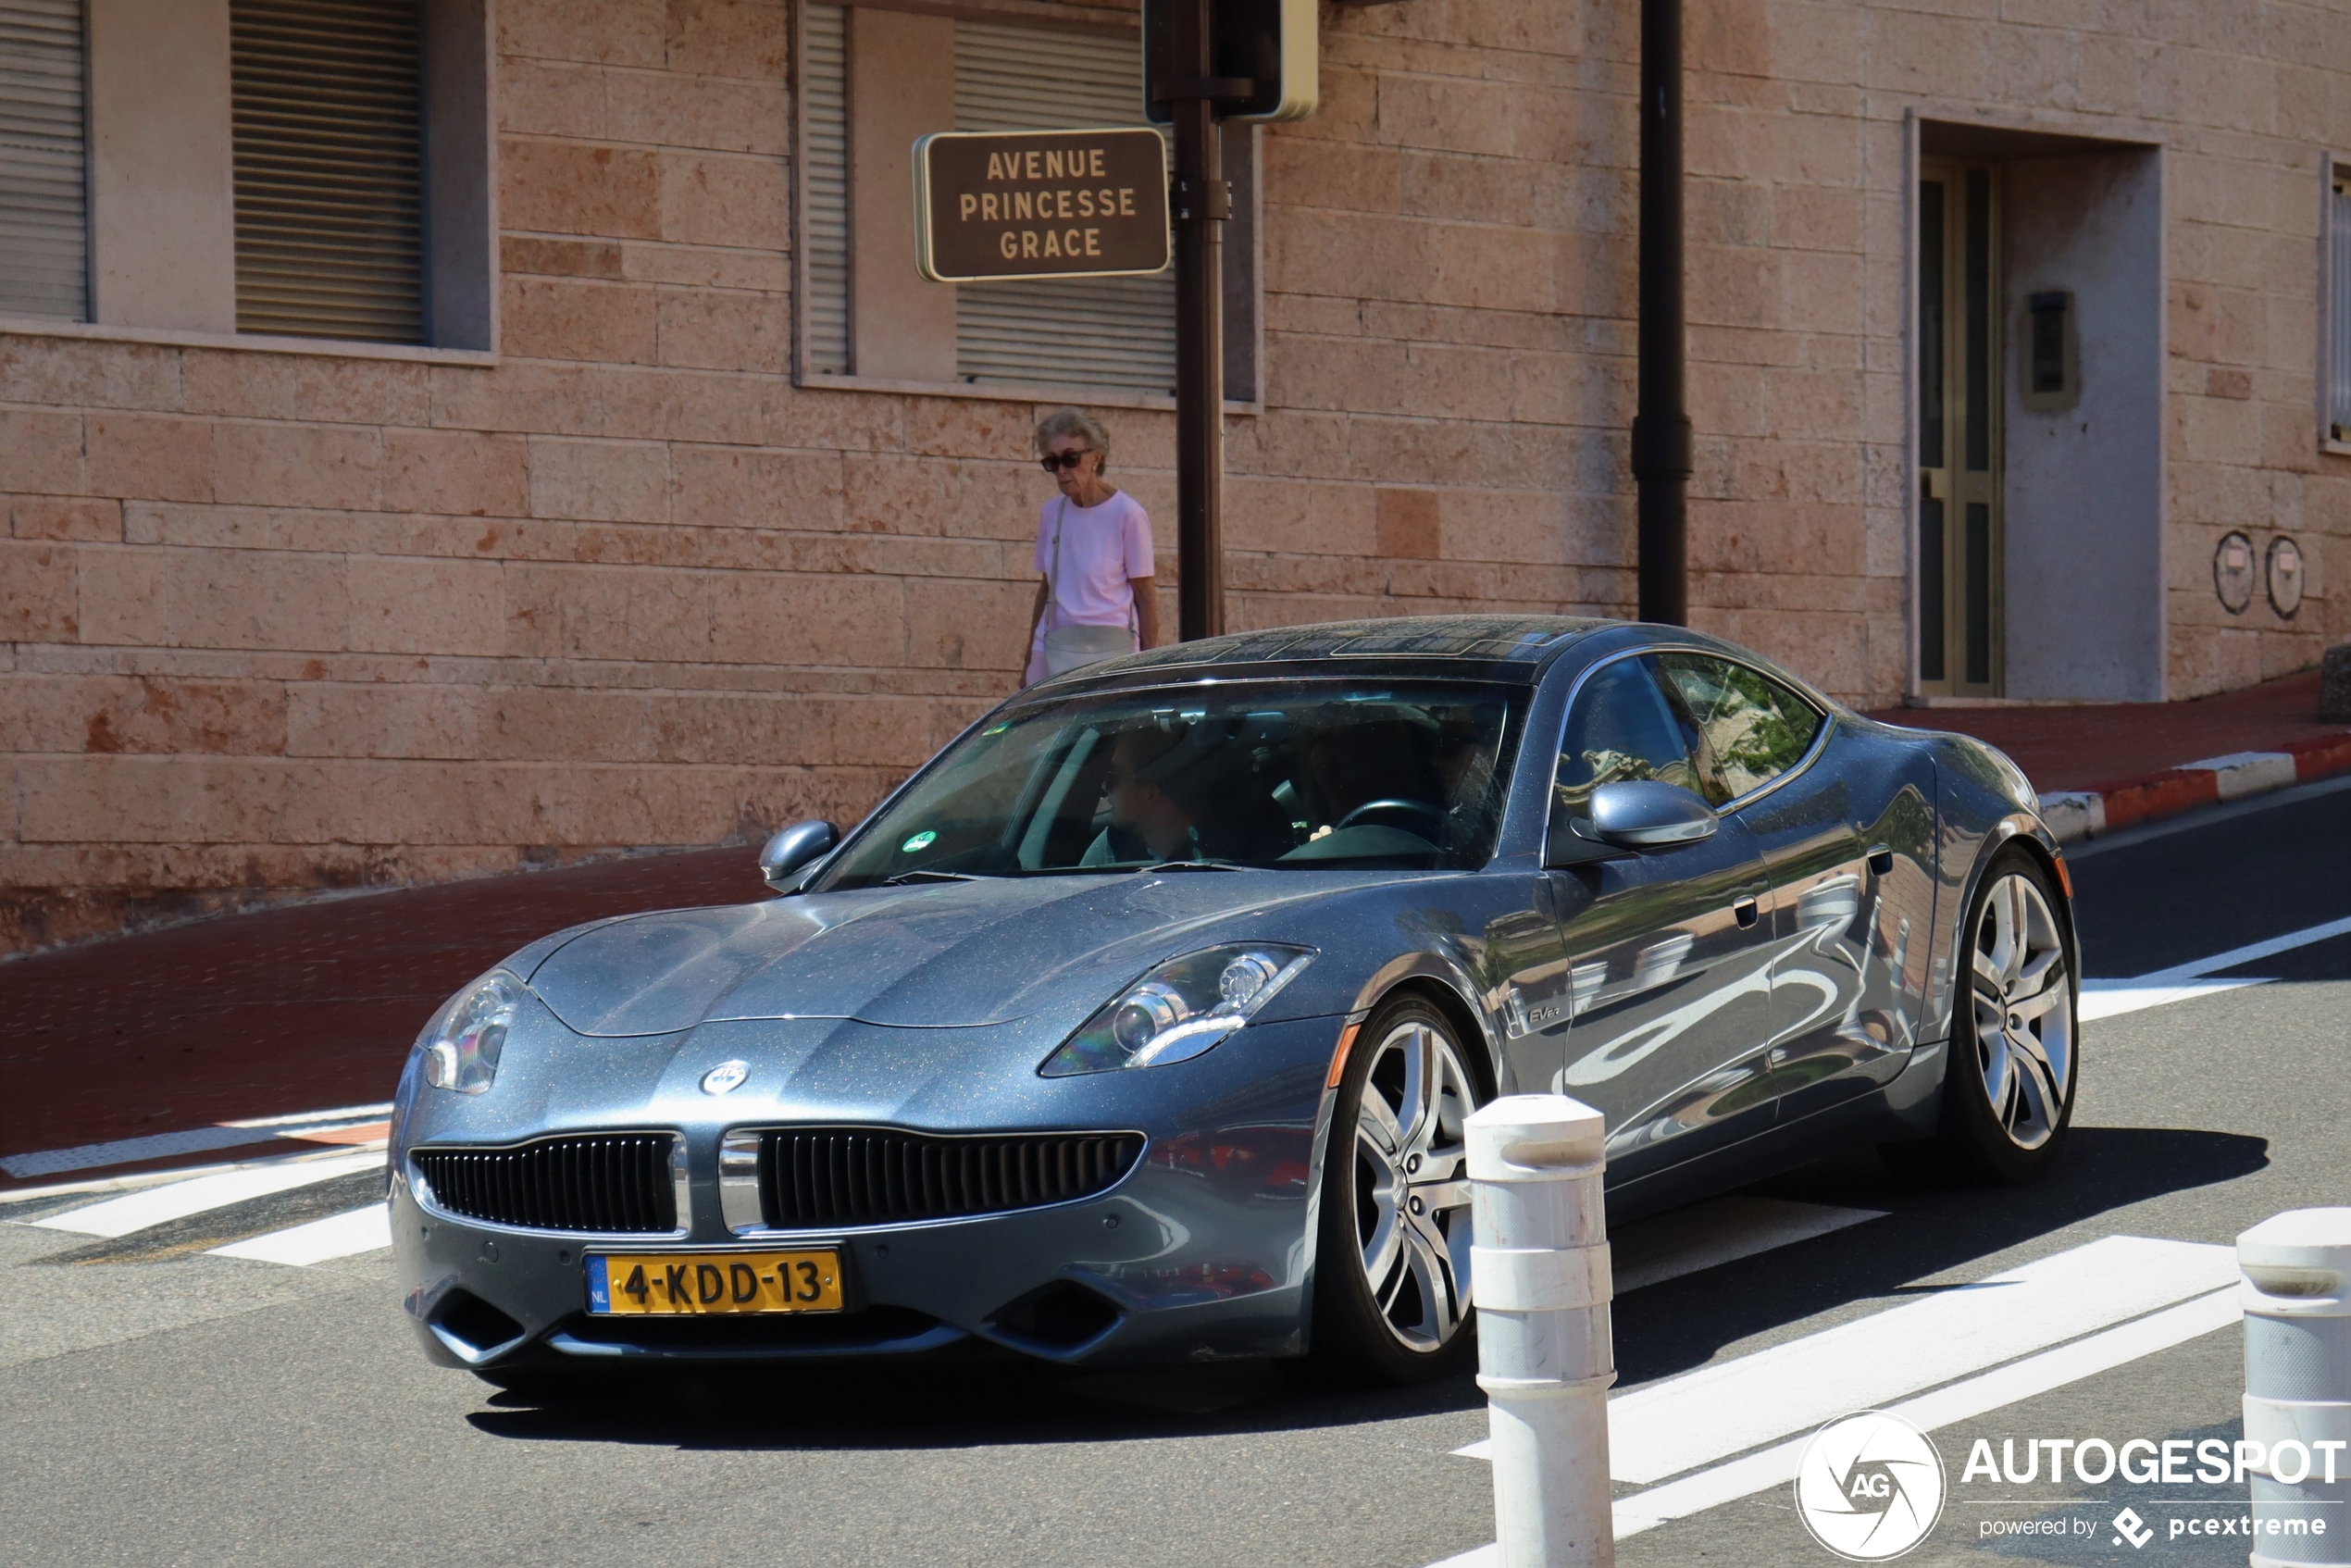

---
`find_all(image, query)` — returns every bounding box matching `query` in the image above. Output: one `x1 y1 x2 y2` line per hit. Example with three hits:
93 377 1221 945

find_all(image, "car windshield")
815 679 1525 889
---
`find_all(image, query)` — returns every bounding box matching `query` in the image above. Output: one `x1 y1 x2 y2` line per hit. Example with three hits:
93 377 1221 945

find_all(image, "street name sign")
913 127 1170 283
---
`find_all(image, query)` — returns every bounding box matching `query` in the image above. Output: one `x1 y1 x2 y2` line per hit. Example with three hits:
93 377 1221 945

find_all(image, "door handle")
1733 896 1760 929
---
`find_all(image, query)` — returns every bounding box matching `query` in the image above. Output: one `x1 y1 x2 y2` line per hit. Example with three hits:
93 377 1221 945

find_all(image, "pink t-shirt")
1035 492 1154 628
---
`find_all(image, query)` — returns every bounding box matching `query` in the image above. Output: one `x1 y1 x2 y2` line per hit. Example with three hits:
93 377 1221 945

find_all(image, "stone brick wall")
4 0 2346 954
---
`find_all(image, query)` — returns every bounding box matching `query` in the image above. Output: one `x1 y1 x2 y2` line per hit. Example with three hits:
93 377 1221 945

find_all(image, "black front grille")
758 1128 1143 1229
413 1133 677 1234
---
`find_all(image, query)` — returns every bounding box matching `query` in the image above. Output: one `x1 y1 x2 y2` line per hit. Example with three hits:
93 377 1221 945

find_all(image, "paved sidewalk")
1864 666 2351 840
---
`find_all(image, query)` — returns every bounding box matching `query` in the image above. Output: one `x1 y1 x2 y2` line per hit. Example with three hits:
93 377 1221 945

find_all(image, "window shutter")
230 0 422 342
2332 177 2351 442
0 0 88 321
801 2 849 375
952 20 1176 394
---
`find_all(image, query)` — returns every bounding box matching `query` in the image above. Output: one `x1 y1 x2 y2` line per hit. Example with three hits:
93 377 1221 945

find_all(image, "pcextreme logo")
1793 1412 1948 1562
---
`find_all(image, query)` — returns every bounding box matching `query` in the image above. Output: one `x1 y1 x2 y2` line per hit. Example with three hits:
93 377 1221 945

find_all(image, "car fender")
1898 810 2074 1124
1294 949 1498 1349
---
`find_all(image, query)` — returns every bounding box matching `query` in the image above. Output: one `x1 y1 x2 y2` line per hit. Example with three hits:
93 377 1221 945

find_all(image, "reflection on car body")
388 616 2078 1384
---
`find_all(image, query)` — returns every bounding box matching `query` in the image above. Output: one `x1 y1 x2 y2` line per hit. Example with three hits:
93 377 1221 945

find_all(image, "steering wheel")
1335 798 1447 841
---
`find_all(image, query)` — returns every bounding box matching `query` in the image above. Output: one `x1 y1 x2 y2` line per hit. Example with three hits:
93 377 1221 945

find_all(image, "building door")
1918 163 2003 696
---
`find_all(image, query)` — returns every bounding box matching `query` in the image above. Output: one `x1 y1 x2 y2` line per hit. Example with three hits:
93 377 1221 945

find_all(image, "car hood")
521 873 1400 1037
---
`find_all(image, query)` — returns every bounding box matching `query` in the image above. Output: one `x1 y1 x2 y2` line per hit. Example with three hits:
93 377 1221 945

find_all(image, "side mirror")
758 819 838 891
1581 780 1719 850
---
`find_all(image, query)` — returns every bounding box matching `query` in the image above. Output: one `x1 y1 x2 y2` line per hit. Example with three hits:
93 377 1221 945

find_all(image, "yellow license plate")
587 1251 842 1315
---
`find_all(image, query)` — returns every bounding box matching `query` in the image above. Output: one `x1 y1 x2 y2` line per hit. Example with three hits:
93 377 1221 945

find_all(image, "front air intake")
757 1128 1143 1229
412 1132 678 1234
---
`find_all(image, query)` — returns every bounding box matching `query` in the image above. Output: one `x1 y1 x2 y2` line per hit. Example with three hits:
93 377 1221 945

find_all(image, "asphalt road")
2 780 2345 1568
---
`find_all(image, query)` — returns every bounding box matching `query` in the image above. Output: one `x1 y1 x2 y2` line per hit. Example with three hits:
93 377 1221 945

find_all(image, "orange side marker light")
1325 1021 1362 1089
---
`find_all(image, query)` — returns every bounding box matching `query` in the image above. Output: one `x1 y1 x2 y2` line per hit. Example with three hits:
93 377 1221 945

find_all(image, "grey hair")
1034 405 1111 470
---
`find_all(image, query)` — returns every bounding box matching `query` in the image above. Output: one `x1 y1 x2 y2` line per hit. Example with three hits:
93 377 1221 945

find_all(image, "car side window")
1549 656 1704 841
1653 653 1823 803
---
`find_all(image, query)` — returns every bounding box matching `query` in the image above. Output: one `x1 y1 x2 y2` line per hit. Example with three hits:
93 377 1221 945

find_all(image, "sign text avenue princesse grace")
914 127 1170 284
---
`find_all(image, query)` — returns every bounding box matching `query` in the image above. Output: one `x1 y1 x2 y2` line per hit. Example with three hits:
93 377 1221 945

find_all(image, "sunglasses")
1039 449 1094 473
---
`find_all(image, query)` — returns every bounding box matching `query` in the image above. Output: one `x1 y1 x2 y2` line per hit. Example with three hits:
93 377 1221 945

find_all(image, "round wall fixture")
2267 535 2305 617
2214 530 2256 614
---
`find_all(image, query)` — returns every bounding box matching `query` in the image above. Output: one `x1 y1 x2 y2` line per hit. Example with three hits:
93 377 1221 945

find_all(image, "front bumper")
392 1013 1343 1370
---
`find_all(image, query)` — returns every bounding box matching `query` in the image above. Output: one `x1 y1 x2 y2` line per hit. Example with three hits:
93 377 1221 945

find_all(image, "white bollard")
2239 1208 2351 1568
1467 1093 1615 1568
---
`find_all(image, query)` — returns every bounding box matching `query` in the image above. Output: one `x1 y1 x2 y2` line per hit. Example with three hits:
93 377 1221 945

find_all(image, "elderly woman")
1022 407 1158 684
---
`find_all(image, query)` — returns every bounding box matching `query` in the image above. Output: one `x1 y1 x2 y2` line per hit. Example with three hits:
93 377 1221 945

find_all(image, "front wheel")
1312 995 1485 1383
1936 848 2079 1182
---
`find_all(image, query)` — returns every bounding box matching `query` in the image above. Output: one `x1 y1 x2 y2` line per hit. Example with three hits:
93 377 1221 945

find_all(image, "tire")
1935 847 2079 1183
1312 994 1486 1384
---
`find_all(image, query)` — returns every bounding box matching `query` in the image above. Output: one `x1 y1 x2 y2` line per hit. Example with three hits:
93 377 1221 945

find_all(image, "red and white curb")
2038 731 2351 844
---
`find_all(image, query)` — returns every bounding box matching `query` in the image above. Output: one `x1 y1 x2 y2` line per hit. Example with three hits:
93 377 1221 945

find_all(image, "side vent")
985 1280 1123 1354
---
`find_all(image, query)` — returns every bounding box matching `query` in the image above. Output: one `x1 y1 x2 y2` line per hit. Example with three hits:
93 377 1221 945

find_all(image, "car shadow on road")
464 1351 1486 1450
1612 1125 2268 1389
463 1124 2261 1454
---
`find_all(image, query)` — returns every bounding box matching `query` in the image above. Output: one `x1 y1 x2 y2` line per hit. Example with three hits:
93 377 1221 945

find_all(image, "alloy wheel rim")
1351 1020 1477 1352
1969 872 2073 1151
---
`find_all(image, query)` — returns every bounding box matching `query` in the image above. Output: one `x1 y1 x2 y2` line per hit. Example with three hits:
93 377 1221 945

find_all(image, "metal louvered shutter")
801 2 849 375
0 0 88 321
231 0 421 342
953 20 1175 394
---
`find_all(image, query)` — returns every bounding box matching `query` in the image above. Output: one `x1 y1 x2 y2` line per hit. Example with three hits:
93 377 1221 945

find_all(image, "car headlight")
419 970 522 1094
1040 945 1314 1076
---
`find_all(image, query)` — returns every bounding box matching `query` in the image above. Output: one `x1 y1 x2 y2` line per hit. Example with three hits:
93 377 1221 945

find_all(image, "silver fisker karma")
390 616 2078 1386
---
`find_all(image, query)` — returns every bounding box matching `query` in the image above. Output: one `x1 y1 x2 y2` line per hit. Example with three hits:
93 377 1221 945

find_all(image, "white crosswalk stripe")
1 1101 394 1180
209 1203 392 1266
1428 1285 2241 1565
31 1150 385 1239
1612 1235 2231 1482
1431 1236 2246 1567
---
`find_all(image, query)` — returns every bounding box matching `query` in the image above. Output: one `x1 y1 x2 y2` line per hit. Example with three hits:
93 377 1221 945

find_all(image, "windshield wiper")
881 869 986 886
1143 859 1248 873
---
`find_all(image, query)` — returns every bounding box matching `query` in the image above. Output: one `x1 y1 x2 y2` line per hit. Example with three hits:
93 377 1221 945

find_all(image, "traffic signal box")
1142 0 1318 124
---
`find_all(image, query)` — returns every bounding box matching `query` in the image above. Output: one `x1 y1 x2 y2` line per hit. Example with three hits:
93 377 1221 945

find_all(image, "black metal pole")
1172 0 1225 641
1632 0 1688 626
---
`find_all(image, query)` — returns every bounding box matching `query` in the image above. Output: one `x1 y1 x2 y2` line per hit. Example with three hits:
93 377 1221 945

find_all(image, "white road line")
28 1150 385 1238
3 1101 395 1180
221 1102 393 1130
209 1203 392 1266
0 1126 281 1180
1451 1235 2235 1479
1428 1283 2245 1566
1607 1288 2241 1538
0 1143 384 1208
2077 911 2351 1021
2080 977 2272 1020
1610 1197 1886 1296
1602 1234 2231 1484
2136 912 2351 978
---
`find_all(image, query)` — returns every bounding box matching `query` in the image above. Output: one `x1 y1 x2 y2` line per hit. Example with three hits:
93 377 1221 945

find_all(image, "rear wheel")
1935 848 2078 1182
1312 995 1485 1383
